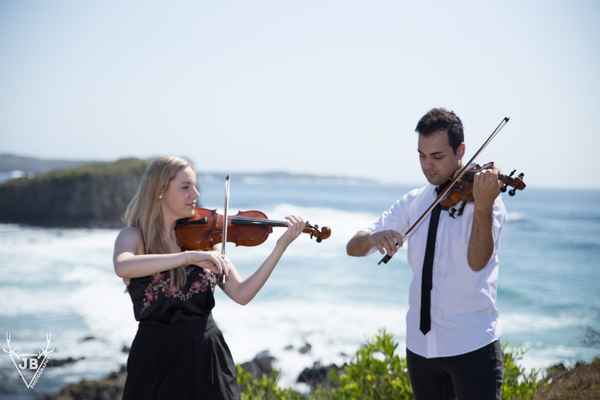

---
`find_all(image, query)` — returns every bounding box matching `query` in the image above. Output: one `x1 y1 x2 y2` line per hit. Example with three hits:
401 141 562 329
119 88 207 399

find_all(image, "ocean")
1 174 599 397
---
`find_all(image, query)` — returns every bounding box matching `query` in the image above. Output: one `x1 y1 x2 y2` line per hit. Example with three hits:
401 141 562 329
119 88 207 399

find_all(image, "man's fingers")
393 233 404 247
384 236 397 255
371 231 404 256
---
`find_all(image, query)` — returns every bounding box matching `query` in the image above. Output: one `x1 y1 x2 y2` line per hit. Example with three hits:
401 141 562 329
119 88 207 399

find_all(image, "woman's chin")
176 208 196 219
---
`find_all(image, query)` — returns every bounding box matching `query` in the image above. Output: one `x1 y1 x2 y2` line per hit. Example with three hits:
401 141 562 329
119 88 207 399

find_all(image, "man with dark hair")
347 107 506 399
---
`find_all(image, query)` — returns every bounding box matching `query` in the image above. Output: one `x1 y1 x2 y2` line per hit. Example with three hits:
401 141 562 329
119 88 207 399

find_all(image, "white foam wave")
506 211 527 222
212 297 407 387
499 312 586 334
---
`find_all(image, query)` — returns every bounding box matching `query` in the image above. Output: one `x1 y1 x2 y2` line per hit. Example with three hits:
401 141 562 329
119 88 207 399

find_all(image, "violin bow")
220 175 230 283
377 116 510 265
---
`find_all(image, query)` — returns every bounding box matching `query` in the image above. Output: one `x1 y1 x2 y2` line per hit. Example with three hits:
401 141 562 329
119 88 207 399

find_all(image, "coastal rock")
78 335 97 343
298 342 312 354
297 361 343 390
239 350 277 379
47 356 85 368
42 373 126 400
0 158 147 228
534 357 600 400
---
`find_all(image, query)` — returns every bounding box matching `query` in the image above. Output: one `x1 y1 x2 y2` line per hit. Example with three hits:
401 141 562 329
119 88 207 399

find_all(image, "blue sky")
1 1 598 188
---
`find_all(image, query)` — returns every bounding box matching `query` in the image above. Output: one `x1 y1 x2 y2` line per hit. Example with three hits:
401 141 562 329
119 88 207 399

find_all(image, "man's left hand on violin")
473 167 502 210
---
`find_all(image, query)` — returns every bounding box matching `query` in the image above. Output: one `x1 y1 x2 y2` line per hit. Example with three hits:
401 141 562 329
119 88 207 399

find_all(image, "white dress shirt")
369 184 507 358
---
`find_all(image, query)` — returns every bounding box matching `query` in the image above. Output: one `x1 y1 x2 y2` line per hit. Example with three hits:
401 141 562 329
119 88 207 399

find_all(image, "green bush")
312 330 412 400
237 331 542 400
236 365 304 400
502 345 541 400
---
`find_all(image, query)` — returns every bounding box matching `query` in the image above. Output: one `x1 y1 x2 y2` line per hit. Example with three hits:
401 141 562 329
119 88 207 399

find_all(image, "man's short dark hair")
415 108 464 153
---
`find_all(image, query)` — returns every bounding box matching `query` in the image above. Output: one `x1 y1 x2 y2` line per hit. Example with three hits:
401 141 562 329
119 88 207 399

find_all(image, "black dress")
123 266 240 399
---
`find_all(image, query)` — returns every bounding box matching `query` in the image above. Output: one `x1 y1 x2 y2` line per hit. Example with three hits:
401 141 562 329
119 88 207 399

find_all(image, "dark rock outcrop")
46 356 85 368
297 361 343 390
239 350 277 379
42 367 126 400
298 342 312 355
0 158 147 228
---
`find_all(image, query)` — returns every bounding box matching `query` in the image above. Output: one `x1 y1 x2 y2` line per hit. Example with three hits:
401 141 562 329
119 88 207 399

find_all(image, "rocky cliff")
0 158 147 228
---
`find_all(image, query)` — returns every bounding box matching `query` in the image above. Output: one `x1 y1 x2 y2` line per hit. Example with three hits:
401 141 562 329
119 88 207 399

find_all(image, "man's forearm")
346 231 373 256
467 206 494 271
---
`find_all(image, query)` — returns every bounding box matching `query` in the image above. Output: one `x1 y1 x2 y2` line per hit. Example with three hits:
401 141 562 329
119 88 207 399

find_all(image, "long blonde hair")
124 156 194 290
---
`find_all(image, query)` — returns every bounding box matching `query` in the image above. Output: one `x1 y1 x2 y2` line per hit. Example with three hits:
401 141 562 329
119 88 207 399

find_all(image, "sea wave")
499 311 587 334
506 211 527 222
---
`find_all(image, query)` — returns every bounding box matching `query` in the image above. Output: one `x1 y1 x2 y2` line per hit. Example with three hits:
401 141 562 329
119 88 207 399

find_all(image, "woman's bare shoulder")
117 226 142 239
115 226 144 252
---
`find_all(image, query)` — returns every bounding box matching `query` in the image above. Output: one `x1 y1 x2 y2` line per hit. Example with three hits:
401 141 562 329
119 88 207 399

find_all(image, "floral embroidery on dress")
141 267 216 311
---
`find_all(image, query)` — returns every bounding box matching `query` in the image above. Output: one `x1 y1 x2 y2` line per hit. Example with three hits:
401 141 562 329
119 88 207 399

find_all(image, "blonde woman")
113 156 305 399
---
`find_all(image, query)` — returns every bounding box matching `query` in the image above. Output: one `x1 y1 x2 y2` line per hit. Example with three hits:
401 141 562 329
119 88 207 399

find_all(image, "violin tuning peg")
509 169 516 177
500 185 507 193
316 238 322 243
509 188 516 196
517 172 524 179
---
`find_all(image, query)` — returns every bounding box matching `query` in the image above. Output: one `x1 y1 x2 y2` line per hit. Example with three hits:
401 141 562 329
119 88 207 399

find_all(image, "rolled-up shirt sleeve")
363 190 419 256
368 188 422 235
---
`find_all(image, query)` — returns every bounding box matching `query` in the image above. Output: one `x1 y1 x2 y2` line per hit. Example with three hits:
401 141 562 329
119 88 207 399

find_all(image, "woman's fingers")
286 215 305 239
220 255 233 282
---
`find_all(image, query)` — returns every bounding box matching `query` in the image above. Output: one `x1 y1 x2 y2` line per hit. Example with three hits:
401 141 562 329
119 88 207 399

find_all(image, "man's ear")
456 143 465 159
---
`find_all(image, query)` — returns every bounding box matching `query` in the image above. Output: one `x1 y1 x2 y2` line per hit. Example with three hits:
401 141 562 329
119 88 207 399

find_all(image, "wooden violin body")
175 207 331 251
439 162 526 217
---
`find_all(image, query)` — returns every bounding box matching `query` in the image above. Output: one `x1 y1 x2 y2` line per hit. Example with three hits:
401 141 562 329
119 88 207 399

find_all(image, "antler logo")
2 332 55 389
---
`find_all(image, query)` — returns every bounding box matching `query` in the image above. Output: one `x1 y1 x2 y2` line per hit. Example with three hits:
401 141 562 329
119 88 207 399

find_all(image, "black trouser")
406 341 503 400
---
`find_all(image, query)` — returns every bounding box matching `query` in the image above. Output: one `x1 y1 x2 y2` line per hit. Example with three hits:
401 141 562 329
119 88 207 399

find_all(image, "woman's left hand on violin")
277 215 305 247
473 167 502 210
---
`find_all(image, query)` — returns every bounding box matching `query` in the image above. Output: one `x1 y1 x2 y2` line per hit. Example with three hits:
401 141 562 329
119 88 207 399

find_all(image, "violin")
175 207 332 251
439 161 526 217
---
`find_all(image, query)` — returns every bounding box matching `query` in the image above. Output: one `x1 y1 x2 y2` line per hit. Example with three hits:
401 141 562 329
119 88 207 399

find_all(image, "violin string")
228 215 317 230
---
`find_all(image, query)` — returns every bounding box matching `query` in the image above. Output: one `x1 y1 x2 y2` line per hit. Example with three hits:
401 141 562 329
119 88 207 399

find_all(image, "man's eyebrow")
418 150 445 156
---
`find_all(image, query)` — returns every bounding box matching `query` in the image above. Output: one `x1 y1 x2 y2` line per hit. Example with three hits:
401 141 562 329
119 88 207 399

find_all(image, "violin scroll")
499 168 526 196
303 223 331 243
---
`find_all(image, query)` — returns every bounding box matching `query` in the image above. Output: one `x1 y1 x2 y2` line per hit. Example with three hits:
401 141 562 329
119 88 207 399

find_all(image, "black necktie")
419 203 443 335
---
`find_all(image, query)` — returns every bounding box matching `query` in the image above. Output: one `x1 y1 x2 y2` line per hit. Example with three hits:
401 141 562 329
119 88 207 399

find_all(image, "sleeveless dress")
123 266 240 399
